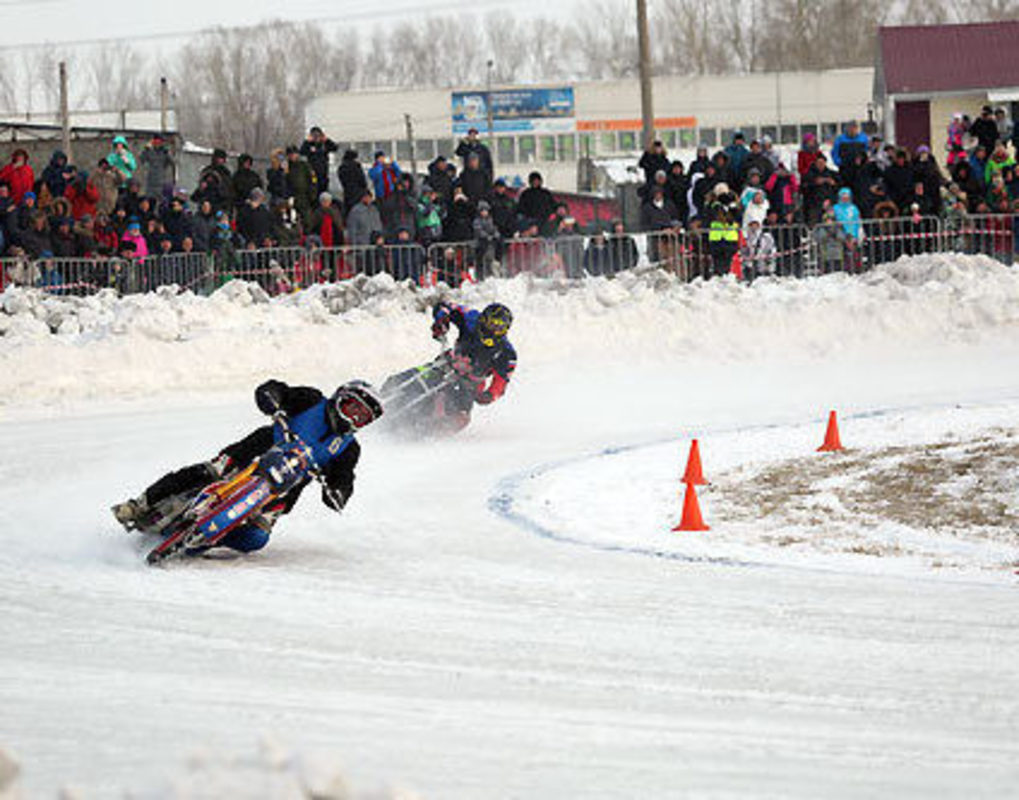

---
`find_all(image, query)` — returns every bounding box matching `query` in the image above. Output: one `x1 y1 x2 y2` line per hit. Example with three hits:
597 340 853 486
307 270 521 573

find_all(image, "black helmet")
327 380 383 432
478 303 513 343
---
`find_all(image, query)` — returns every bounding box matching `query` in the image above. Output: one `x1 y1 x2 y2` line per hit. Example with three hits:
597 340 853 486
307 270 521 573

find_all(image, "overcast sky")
0 0 568 50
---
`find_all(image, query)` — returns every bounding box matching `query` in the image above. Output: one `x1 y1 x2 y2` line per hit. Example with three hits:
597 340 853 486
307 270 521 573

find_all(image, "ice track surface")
2 256 1019 797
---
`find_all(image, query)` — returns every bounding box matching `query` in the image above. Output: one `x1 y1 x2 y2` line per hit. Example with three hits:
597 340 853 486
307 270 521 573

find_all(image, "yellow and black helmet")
478 303 513 343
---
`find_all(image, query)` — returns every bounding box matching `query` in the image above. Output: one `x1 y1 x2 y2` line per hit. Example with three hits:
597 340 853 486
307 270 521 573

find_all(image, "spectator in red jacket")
797 132 821 179
64 171 100 220
0 149 34 205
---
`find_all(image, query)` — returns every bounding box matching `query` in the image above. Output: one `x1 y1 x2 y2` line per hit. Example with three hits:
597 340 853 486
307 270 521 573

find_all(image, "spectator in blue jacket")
832 121 869 169
723 132 749 187
833 187 862 241
368 151 402 201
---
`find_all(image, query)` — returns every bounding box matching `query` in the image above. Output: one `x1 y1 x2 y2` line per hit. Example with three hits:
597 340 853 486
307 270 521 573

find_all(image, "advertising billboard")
452 87 575 134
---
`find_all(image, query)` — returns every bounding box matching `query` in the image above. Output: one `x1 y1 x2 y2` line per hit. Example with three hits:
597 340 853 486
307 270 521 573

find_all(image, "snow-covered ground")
1 254 1018 797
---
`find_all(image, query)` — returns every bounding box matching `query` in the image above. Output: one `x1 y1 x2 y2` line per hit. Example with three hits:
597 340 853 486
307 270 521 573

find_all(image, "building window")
700 128 718 148
618 131 638 151
578 133 596 158
720 127 737 146
679 128 697 148
742 125 757 141
760 125 778 142
355 142 372 161
820 123 838 143
396 139 412 161
780 124 798 145
416 139 435 160
518 135 536 163
599 131 616 153
497 137 515 164
437 139 457 160
558 134 576 161
539 135 556 161
800 123 818 142
660 130 677 148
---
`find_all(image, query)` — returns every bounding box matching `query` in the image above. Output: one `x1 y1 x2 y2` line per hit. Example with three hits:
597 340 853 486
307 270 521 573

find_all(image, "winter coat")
232 167 264 208
337 152 367 214
346 202 383 246
368 160 402 201
797 148 820 179
833 192 862 239
443 198 476 242
191 211 216 253
300 138 338 190
489 192 517 238
583 241 613 276
0 158 35 205
969 116 1000 151
741 227 776 275
516 186 556 230
286 160 316 216
92 168 120 216
458 165 490 205
832 131 869 168
380 190 416 241
742 193 769 230
455 139 494 182
802 163 840 222
121 229 149 258
473 214 499 244
415 195 442 236
197 163 234 211
723 143 749 181
427 159 454 207
64 180 99 220
640 198 680 231
106 144 137 184
884 163 915 212
638 150 670 185
162 208 193 249
765 170 798 217
42 151 70 198
309 203 345 247
140 146 175 198
266 166 290 205
237 203 276 247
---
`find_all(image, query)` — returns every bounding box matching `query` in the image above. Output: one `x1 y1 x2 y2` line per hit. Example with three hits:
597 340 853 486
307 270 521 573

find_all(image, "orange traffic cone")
731 231 745 280
673 483 709 532
817 410 844 452
682 439 707 485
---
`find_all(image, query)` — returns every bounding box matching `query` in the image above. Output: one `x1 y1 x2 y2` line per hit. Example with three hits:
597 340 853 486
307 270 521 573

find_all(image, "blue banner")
452 87 575 134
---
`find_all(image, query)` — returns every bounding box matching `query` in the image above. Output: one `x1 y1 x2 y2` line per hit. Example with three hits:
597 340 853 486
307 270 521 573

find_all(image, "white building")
307 69 874 191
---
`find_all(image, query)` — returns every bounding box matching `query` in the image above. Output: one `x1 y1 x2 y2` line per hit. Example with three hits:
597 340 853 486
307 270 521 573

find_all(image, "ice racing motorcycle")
379 345 484 436
139 410 352 565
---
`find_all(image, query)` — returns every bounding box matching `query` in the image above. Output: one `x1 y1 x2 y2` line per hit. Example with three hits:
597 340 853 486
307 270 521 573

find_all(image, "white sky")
0 0 570 50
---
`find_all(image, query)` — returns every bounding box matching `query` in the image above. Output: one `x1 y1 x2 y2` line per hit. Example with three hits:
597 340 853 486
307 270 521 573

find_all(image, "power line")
0 0 516 51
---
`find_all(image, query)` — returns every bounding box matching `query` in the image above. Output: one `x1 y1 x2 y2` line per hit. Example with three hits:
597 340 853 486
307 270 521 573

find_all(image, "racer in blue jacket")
111 380 382 553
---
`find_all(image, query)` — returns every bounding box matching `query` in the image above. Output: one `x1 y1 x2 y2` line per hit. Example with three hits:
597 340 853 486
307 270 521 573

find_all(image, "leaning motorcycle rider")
112 379 383 554
430 301 517 428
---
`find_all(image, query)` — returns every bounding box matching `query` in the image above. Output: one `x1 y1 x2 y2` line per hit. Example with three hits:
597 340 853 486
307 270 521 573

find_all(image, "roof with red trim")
878 21 1019 95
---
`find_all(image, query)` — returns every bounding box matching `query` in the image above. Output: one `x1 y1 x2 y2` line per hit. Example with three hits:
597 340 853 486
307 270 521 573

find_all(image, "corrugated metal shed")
879 21 1019 96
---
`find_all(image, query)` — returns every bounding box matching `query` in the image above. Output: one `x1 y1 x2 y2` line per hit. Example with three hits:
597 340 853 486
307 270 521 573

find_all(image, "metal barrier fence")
1 214 1016 298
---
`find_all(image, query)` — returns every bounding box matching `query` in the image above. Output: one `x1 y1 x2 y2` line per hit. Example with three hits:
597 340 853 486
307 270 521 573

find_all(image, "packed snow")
1 253 1018 797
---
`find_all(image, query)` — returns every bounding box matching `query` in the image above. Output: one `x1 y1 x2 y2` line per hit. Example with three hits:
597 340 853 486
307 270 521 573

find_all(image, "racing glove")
255 379 287 415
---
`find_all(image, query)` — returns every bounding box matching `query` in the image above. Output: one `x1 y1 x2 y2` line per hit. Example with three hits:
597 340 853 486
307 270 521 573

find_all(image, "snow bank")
2 253 1018 410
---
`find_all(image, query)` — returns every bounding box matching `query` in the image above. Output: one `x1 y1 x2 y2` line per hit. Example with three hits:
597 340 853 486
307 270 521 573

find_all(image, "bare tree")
171 21 351 153
0 53 17 113
484 13 529 85
88 42 154 111
568 0 639 79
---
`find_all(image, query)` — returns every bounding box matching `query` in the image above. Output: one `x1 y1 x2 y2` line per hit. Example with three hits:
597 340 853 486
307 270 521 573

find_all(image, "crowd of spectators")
0 124 616 282
0 106 1016 290
637 106 1018 279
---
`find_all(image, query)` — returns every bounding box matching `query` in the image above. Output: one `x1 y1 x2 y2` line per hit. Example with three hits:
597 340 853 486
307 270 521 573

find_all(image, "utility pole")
636 0 654 149
404 113 417 185
59 61 72 163
160 77 169 134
